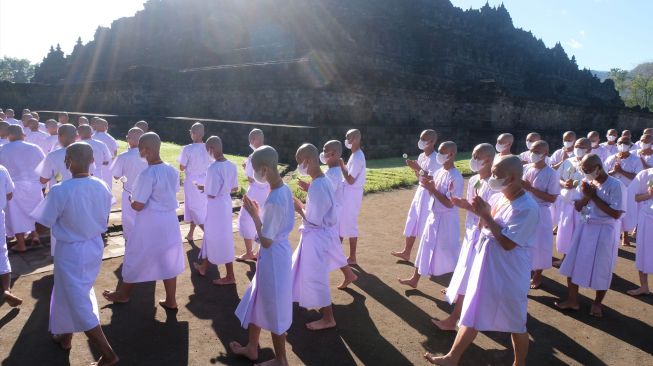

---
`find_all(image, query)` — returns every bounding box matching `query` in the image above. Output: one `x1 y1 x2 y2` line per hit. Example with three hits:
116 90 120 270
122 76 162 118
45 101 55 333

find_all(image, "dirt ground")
1 188 652 365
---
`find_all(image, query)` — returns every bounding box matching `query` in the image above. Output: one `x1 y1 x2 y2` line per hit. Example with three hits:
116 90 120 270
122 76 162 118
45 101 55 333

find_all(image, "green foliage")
608 65 653 110
0 57 37 83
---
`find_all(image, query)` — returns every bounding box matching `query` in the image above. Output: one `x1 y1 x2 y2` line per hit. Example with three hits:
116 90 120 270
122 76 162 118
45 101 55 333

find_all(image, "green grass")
116 141 473 199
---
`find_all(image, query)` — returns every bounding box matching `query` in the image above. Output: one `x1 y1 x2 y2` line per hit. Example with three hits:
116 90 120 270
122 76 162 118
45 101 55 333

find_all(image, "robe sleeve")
244 157 254 178
101 143 111 164
31 185 64 228
348 154 364 180
451 174 464 198
204 166 221 197
230 164 239 190
110 155 124 178
501 203 538 248
131 171 153 204
0 166 14 194
305 183 332 226
36 153 54 179
548 168 561 195
608 180 626 212
178 146 189 166
261 199 283 241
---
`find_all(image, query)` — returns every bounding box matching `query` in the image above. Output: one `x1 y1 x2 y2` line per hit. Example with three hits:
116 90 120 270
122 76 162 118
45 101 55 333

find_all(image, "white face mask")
574 148 587 159
529 152 544 164
436 152 449 165
418 139 429 151
297 162 309 176
584 168 600 182
526 141 534 150
495 143 508 153
563 141 575 149
618 144 631 153
469 158 484 173
607 135 617 142
253 168 267 184
319 152 328 165
642 143 652 150
344 140 353 150
488 176 507 192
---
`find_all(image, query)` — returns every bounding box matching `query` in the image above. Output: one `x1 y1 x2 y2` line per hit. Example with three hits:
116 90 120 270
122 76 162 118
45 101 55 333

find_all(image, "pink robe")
445 175 498 304
323 167 348 271
460 193 539 333
200 160 238 265
0 167 14 275
403 151 441 238
238 155 270 240
560 176 625 290
339 149 366 238
110 147 147 241
604 153 643 231
556 158 584 254
235 184 294 335
414 167 463 277
291 176 340 309
631 169 653 274
523 165 560 270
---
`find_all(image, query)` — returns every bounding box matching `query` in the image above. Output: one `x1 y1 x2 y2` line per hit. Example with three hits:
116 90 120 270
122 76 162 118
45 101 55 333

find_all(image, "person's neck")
192 140 203 144
214 153 226 161
478 167 491 179
327 161 339 168
148 155 163 165
424 147 435 155
565 147 573 152
607 141 616 145
72 171 90 178
501 150 510 156
503 183 525 201
81 137 91 140
443 161 454 170
351 145 360 153
596 171 608 184
534 160 546 169
268 174 283 189
29 129 38 133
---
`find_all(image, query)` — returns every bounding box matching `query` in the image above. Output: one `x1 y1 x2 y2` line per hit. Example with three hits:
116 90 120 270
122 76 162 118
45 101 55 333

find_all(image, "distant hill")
629 62 653 78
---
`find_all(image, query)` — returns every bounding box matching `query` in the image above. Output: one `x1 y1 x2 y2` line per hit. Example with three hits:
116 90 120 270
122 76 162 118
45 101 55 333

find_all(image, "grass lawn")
116 141 473 199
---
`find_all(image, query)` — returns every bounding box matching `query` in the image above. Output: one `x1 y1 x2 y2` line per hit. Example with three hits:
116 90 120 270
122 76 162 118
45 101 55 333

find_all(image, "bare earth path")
1 188 652 365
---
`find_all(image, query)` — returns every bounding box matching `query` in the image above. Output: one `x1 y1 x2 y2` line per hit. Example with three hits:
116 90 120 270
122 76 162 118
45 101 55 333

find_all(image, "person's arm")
617 165 637 181
340 158 357 185
6 192 12 201
472 196 517 251
131 201 145 211
581 182 622 219
635 189 653 202
421 180 454 208
523 179 557 203
243 195 273 248
39 176 50 185
293 197 307 221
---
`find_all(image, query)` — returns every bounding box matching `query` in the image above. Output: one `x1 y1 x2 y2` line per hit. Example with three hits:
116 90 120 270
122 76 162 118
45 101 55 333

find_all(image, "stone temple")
2 0 651 160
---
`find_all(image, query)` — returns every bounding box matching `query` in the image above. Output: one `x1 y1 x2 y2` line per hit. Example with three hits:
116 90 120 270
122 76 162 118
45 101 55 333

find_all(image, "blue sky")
451 0 652 71
0 0 650 71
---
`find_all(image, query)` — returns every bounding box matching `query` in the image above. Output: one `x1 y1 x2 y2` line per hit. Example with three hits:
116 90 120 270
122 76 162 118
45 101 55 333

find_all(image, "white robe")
414 167 463 277
43 135 59 154
92 131 118 157
556 158 584 254
82 138 112 188
560 176 625 290
446 175 498 304
291 176 340 309
0 166 15 275
36 148 72 183
178 143 211 225
30 177 112 334
323 167 348 270
121 163 184 283
0 141 45 236
637 150 653 169
523 165 560 270
604 153 643 231
238 154 270 240
25 130 49 154
631 169 653 274
460 193 539 333
200 160 238 265
403 151 441 238
340 149 366 237
600 142 618 157
110 148 147 241
235 184 294 335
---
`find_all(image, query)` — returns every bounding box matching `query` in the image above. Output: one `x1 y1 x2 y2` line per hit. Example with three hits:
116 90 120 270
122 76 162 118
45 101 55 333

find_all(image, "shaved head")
296 143 319 164
421 129 437 142
7 125 24 140
644 128 653 136
45 119 58 127
346 129 361 139
563 131 576 140
497 133 514 145
494 155 523 181
190 122 204 135
77 124 93 139
587 131 599 139
575 137 591 150
251 145 278 171
27 118 39 130
531 140 550 154
66 142 94 169
58 124 77 147
135 120 149 132
526 132 541 141
0 121 9 137
439 141 457 154
580 154 603 174
77 116 89 126
472 143 495 161
324 140 342 157
622 130 631 137
127 127 145 147
249 128 264 147
641 134 653 145
139 132 161 151
205 135 223 157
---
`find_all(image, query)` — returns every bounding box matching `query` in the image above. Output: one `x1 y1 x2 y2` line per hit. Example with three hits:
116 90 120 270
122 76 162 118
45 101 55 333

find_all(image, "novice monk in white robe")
291 143 343 330
193 136 239 285
554 138 591 266
604 136 643 247
0 121 10 146
230 145 293 366
178 122 211 240
93 119 118 189
434 143 497 331
627 168 653 296
31 142 118 365
391 129 441 261
43 119 60 153
494 133 514 165
557 154 625 318
0 165 22 307
110 127 147 242
237 128 269 260
518 132 541 164
399 141 463 289
637 133 653 169
103 132 184 312
25 118 49 153
588 131 609 162
426 156 539 366
601 129 619 156
339 129 366 265
78 125 109 180
522 141 560 289
0 125 45 252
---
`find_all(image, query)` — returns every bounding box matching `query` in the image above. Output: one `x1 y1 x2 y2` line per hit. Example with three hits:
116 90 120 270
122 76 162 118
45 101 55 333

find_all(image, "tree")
607 66 653 110
0 57 37 83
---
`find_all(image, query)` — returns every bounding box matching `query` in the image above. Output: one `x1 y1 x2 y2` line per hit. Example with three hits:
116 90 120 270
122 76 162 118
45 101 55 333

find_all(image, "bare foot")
229 341 258 361
185 234 194 242
424 352 457 365
530 279 542 290
236 252 257 261
347 257 357 265
398 277 418 289
627 287 650 296
306 318 336 331
431 318 457 331
440 288 447 295
212 277 236 286
554 300 580 311
337 273 358 290
3 291 23 307
90 354 120 366
51 334 72 351
102 290 129 303
390 250 410 261
193 262 207 276
158 300 178 312
590 303 603 318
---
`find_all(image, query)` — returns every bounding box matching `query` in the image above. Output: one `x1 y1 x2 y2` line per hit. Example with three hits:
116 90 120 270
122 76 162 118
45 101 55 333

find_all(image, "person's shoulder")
517 192 539 212
450 167 463 179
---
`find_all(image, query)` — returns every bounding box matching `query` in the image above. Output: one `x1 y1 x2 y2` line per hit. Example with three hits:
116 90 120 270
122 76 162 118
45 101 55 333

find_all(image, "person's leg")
622 231 632 247
85 325 119 365
590 290 607 317
186 223 196 241
229 324 260 361
433 295 464 331
306 305 337 330
193 258 209 276
160 277 177 309
391 236 416 261
12 233 26 252
424 326 478 365
268 332 289 366
1 273 22 307
530 270 543 289
52 333 73 350
398 268 420 288
347 237 358 265
237 239 257 261
213 263 236 285
511 332 529 366
554 278 580 310
337 265 358 289
552 254 565 268
627 271 650 296
102 283 134 303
